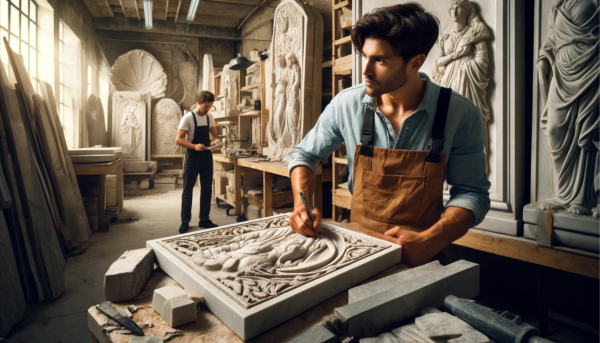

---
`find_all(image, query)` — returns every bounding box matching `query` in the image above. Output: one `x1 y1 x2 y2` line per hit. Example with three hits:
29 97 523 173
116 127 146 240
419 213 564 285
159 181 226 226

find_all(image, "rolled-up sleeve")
444 106 491 227
288 99 344 176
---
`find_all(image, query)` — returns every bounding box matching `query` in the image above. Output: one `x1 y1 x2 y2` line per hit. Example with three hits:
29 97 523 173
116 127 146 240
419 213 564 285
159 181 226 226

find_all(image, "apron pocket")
362 169 425 225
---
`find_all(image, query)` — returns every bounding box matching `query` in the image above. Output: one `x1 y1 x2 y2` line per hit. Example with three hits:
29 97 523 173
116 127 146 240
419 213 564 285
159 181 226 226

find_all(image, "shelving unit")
332 0 353 97
332 144 351 221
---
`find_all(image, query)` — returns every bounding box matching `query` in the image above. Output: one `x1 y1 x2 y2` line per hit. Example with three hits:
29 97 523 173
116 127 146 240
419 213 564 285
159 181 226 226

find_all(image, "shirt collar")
361 72 435 117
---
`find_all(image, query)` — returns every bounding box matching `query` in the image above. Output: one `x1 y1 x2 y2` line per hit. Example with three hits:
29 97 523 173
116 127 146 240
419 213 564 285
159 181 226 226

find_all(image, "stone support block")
105 248 155 302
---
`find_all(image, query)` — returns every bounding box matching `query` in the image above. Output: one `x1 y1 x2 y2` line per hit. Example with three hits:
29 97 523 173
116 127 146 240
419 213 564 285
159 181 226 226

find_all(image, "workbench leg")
98 175 109 232
537 265 549 337
315 173 323 214
333 205 343 222
263 172 273 218
234 163 244 219
116 166 124 212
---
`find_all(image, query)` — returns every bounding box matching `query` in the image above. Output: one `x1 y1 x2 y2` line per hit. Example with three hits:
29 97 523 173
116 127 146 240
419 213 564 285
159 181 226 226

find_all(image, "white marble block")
147 215 402 340
104 248 155 302
152 286 196 327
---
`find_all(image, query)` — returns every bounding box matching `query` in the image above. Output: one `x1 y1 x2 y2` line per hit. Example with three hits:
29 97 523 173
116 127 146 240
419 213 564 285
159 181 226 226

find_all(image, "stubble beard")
364 63 408 98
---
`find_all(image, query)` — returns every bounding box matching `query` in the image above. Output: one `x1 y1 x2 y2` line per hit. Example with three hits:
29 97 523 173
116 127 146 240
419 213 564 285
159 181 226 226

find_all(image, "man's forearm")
423 206 475 253
291 166 316 209
176 138 196 150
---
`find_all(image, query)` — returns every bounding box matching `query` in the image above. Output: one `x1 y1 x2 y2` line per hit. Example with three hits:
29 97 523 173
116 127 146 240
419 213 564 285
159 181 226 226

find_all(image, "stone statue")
270 54 288 151
432 0 491 158
286 53 301 146
121 106 142 157
537 0 599 217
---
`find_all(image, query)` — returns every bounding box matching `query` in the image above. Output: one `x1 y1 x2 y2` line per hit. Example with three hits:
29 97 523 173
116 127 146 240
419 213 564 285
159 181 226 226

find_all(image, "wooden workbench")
73 158 124 212
87 221 409 343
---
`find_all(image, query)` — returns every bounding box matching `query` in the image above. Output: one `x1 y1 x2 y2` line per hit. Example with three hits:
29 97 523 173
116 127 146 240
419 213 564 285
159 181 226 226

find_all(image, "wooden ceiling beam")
82 0 102 17
174 0 184 23
119 0 141 20
96 0 115 17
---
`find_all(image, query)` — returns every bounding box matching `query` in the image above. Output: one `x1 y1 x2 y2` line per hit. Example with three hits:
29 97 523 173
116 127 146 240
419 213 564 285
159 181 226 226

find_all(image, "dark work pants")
181 150 213 223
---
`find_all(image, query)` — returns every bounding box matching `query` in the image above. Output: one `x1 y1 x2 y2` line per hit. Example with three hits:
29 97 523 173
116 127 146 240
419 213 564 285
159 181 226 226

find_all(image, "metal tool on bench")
444 295 553 343
96 301 144 336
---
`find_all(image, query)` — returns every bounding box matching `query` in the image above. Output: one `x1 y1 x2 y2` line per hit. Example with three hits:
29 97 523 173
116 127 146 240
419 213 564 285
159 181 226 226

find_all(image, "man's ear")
408 54 427 74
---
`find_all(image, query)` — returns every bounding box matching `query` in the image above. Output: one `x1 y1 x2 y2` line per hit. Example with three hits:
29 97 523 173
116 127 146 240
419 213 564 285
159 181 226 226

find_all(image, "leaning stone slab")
152 286 196 327
105 248 155 302
335 260 480 338
348 260 443 303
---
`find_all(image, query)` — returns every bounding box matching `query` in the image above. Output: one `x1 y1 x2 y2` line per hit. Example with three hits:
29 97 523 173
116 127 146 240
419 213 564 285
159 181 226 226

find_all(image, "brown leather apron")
351 87 452 235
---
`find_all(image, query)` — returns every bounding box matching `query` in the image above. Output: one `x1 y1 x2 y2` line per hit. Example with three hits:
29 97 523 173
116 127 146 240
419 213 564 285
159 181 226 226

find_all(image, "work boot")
199 219 218 229
179 222 189 234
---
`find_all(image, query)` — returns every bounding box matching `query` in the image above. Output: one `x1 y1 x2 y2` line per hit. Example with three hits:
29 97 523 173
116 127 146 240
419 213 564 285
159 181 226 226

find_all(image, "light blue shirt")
288 72 491 226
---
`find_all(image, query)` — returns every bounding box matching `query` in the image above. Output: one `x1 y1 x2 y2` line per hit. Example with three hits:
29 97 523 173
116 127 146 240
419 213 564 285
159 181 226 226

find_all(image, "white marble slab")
147 215 402 340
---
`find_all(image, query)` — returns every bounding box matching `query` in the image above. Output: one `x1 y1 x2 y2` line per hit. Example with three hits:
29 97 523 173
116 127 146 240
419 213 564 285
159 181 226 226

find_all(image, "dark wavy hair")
196 91 215 103
351 3 440 62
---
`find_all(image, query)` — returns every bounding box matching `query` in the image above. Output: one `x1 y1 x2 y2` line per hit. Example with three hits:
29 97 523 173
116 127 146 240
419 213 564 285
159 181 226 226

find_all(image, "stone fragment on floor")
152 286 197 327
105 248 155 302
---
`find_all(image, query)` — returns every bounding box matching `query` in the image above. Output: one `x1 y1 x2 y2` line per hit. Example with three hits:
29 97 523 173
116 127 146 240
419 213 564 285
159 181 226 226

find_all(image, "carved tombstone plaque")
202 54 215 93
110 50 168 99
152 98 182 155
112 92 151 161
266 0 323 163
86 94 107 147
147 215 402 340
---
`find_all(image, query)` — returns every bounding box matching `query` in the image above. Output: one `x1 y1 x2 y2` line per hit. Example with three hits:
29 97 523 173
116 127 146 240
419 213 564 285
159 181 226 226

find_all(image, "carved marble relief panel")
110 50 168 99
168 46 199 110
152 98 182 155
267 0 323 163
158 215 388 309
112 92 151 161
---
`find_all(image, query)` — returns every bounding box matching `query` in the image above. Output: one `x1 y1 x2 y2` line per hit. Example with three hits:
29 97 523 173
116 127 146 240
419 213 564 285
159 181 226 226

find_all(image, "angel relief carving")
159 215 388 308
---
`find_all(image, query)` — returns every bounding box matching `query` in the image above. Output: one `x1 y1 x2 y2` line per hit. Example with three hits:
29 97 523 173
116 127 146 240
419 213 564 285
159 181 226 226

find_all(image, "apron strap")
360 107 375 157
425 87 452 163
191 111 198 127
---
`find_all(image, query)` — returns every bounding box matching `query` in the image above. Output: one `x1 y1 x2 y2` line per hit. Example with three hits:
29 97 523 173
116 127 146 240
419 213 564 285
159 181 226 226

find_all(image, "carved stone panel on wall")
432 0 491 165
110 50 168 99
220 60 240 118
266 0 323 163
112 92 151 161
152 98 182 155
147 215 402 340
167 46 199 110
86 94 107 147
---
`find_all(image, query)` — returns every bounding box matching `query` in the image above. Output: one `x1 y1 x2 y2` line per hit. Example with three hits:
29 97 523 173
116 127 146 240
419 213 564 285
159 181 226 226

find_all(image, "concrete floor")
6 188 237 343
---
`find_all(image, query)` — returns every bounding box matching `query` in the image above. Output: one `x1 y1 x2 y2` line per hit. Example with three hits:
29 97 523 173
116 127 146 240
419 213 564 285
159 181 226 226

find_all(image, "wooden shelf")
333 188 352 210
241 83 261 92
454 229 599 279
214 72 222 78
240 110 260 117
333 55 353 75
333 157 347 165
333 35 352 46
322 60 333 68
333 0 350 10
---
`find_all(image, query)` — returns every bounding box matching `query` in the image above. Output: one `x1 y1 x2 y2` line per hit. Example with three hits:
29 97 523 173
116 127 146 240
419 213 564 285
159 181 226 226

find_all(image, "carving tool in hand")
299 192 314 224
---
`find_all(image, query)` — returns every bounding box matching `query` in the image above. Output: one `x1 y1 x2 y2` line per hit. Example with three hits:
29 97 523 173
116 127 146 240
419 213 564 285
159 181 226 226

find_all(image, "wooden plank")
333 157 347 165
241 83 261 91
333 188 352 210
333 54 352 75
72 159 121 175
453 229 599 279
119 0 140 19
263 172 273 217
213 154 235 164
153 0 169 20
333 35 351 46
95 0 115 17
82 0 103 17
234 162 242 216
174 0 184 23
322 60 333 68
333 0 350 10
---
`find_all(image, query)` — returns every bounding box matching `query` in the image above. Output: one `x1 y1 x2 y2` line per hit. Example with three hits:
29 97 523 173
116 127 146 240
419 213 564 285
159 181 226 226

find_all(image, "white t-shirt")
178 111 215 143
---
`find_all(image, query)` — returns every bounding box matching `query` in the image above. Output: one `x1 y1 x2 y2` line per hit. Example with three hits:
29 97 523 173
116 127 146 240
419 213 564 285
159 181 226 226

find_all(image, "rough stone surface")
348 260 443 303
105 248 155 302
415 311 488 342
336 260 480 338
152 286 197 328
110 50 168 99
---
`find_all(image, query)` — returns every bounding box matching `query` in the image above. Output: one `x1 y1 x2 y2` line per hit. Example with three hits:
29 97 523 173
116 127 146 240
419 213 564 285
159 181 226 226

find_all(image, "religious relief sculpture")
152 98 182 155
112 92 151 161
537 0 599 217
159 215 387 309
432 0 491 159
110 50 168 99
267 0 323 163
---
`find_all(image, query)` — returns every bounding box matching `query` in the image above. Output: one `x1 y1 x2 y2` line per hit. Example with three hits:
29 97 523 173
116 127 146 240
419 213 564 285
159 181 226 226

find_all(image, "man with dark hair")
176 91 221 233
288 3 490 266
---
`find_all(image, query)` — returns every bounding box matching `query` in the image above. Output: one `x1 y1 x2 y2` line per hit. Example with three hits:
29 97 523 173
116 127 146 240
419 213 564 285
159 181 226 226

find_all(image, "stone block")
246 205 262 220
105 248 155 302
124 161 157 173
155 183 176 192
106 174 117 188
348 260 443 303
152 286 196 327
140 179 150 190
335 260 480 338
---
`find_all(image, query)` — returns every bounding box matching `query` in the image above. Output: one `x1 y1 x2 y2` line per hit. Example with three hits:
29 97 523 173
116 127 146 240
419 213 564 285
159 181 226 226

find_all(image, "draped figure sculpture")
432 0 491 160
537 0 599 217
121 106 142 157
286 53 302 148
270 54 289 160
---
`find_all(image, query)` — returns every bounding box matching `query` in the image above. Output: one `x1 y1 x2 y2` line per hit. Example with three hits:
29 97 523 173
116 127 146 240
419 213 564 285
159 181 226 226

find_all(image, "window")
57 20 81 149
87 65 92 98
58 20 64 121
0 0 37 88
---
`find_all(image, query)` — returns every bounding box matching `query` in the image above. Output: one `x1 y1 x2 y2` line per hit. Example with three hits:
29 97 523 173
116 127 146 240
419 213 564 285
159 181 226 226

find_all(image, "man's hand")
289 205 322 237
367 226 435 267
195 144 206 151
